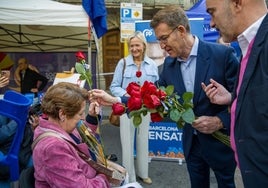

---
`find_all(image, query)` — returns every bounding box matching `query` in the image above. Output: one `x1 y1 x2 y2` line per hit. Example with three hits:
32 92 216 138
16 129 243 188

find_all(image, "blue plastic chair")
0 91 31 188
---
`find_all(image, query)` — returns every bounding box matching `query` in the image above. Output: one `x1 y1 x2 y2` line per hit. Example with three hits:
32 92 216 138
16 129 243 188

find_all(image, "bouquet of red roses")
111 81 195 128
111 81 230 147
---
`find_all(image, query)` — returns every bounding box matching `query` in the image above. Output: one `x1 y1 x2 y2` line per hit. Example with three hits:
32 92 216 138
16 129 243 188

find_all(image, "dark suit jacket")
20 68 48 95
157 39 239 165
233 14 268 187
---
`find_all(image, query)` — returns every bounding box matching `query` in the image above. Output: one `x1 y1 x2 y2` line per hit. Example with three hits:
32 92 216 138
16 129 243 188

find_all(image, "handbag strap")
32 131 88 159
32 131 64 150
121 58 126 87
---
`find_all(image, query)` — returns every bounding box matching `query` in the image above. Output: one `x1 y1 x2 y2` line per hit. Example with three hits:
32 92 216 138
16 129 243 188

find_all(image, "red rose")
150 112 163 122
112 102 126 115
136 70 142 78
127 96 142 111
141 81 158 97
157 89 167 100
128 89 141 98
143 94 161 109
126 82 140 96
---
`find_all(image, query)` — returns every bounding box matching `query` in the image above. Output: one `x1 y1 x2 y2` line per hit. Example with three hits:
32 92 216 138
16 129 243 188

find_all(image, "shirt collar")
177 35 199 63
238 14 266 57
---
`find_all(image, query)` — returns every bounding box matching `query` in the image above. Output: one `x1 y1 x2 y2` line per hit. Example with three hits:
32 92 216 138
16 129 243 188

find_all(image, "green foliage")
133 115 142 128
161 87 195 128
75 63 86 74
212 130 230 147
128 84 195 129
182 108 195 124
164 85 175 96
75 62 92 89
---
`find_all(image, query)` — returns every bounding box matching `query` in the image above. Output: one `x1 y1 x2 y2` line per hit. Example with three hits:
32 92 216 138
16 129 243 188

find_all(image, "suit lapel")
193 41 210 106
236 14 268 116
170 58 187 95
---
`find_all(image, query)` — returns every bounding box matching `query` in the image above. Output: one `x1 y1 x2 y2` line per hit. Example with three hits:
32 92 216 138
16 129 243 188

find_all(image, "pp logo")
143 29 154 37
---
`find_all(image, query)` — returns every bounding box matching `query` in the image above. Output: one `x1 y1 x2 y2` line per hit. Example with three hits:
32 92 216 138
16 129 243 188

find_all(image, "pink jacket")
33 118 110 188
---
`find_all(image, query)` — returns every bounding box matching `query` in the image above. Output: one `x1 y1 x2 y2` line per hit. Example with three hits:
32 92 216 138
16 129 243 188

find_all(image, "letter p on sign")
122 8 131 18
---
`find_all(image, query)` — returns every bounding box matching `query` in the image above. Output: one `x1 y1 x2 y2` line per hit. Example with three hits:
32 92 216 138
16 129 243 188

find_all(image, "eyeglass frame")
157 25 179 44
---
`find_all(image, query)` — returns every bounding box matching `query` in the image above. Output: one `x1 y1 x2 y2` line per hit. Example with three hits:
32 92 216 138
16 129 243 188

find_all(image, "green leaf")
170 108 181 122
133 115 142 127
75 63 86 74
85 71 92 78
79 74 86 80
129 107 147 117
181 108 195 124
182 92 194 103
183 102 194 109
165 85 174 96
129 110 138 118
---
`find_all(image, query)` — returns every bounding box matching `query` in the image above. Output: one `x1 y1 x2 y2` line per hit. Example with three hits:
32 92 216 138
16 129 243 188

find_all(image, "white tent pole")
89 21 100 89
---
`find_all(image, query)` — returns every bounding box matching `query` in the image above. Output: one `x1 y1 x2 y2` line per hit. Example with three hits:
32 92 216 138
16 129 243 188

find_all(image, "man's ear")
231 0 243 12
177 25 187 35
232 0 242 7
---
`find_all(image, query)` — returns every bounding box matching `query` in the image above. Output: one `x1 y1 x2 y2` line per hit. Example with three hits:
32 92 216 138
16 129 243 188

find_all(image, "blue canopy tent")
186 0 219 42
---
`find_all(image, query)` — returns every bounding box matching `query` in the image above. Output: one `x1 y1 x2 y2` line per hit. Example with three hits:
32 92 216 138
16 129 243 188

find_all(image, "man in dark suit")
150 5 239 188
17 57 48 97
202 0 268 187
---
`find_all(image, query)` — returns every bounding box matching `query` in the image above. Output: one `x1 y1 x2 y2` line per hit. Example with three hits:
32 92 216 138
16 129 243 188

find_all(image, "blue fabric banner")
82 0 108 38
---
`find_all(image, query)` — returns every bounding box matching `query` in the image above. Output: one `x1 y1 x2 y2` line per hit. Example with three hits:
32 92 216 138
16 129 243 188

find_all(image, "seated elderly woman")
32 82 110 188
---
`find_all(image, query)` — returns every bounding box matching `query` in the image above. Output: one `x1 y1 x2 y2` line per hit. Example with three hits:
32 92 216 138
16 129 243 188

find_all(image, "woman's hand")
89 89 118 106
29 115 39 130
88 101 100 116
201 79 232 105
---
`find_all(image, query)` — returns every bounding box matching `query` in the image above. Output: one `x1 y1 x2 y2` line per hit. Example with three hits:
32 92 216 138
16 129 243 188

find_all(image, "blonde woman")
110 31 159 184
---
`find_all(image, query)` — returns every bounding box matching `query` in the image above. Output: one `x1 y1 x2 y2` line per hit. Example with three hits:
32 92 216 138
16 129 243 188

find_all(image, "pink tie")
230 38 255 167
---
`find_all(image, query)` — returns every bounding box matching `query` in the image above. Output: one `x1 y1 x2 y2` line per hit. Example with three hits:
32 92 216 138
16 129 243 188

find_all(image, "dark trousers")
186 135 236 188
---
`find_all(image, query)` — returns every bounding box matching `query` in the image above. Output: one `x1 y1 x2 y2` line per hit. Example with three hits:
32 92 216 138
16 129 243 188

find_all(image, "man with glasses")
150 5 239 188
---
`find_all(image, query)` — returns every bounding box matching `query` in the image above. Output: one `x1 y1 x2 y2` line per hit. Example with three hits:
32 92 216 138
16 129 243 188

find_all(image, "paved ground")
100 106 226 188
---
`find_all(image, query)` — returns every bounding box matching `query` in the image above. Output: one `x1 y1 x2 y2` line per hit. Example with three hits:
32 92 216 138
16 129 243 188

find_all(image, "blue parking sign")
121 8 132 19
